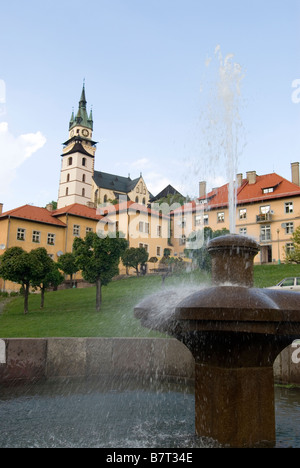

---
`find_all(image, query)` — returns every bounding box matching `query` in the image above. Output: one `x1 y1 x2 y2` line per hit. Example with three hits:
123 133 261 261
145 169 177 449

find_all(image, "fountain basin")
134 235 300 447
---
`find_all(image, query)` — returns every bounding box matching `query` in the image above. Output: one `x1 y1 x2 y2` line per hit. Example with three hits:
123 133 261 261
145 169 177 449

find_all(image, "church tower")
57 84 97 209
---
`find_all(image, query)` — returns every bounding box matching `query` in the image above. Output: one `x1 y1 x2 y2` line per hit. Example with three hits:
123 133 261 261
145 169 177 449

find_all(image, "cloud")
0 122 46 193
144 171 171 196
130 158 151 169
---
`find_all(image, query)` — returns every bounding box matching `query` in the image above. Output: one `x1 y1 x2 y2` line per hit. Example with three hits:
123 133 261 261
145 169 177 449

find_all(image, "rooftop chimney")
0 203 3 215
46 203 53 211
199 181 207 198
236 173 243 188
246 171 256 185
291 162 300 186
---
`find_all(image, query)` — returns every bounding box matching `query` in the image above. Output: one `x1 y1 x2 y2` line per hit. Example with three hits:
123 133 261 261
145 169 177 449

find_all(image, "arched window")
94 190 98 204
82 174 86 182
66 187 69 196
135 196 139 203
142 197 146 205
103 194 107 203
67 173 70 182
68 157 72 166
82 188 85 197
82 157 86 166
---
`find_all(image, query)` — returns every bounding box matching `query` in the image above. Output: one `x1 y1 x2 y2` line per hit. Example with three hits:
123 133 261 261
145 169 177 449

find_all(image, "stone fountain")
134 234 300 448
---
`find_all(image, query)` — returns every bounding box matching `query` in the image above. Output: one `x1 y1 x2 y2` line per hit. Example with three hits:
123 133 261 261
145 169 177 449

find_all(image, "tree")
45 201 57 210
0 246 59 314
285 226 300 263
155 193 190 206
121 247 149 277
30 249 64 308
73 232 128 311
184 227 230 272
57 252 79 287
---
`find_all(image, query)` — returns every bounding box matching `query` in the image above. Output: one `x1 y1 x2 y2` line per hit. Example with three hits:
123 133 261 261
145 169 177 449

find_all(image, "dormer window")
263 187 274 194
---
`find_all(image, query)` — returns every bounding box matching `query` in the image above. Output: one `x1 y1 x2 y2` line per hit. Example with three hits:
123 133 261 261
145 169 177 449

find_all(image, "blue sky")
0 0 300 211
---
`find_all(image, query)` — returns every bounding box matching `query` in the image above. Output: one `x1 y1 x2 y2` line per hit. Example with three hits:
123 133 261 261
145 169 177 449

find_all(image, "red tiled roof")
0 205 66 227
97 200 168 219
52 203 104 221
237 173 300 204
172 172 300 215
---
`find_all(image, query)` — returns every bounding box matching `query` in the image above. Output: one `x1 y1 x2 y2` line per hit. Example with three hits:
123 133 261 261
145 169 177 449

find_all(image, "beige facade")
92 175 151 207
0 201 170 290
171 164 300 264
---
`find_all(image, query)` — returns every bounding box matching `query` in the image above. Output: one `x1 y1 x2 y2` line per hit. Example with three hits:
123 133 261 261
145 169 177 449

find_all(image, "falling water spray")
199 46 245 233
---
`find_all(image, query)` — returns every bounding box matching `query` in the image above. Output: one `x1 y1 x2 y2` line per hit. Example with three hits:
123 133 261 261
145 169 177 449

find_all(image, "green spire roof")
69 84 93 131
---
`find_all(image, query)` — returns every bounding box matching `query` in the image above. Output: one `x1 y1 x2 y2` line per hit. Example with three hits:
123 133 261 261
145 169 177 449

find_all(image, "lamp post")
277 228 281 264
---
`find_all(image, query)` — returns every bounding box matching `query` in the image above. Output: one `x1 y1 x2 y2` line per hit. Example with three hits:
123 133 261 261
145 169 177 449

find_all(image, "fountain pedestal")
195 363 275 447
135 235 300 447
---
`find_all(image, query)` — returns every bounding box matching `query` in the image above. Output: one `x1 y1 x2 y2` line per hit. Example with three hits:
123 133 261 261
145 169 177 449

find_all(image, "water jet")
134 234 300 448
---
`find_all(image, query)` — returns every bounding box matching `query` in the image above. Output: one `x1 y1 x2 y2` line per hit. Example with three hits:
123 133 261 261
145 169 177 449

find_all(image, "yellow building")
171 163 300 264
0 199 171 290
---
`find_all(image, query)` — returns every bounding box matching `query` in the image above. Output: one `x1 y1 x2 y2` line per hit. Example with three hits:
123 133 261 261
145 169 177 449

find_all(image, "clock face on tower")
82 129 89 137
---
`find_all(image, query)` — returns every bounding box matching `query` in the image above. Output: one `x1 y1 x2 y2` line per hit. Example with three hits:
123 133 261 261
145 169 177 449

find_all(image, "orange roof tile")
52 203 104 221
172 172 300 215
0 205 66 227
97 200 168 219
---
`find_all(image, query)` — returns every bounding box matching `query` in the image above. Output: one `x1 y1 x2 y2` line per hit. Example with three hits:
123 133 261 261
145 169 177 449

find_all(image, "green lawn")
0 263 299 338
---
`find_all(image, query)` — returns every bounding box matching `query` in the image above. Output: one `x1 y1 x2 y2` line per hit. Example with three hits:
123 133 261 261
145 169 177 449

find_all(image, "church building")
57 85 151 209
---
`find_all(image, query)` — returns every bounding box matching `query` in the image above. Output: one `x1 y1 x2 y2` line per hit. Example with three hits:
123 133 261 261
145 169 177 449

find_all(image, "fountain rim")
207 233 260 254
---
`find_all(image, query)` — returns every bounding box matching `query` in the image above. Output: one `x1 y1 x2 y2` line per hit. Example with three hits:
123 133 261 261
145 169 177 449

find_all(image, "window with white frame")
139 221 144 232
203 214 208 225
239 209 247 219
217 212 225 223
260 205 270 214
179 235 186 246
156 246 161 256
239 228 247 236
145 222 150 234
32 231 41 243
17 228 26 241
285 202 294 214
139 243 148 252
47 233 55 245
73 224 80 236
157 225 162 237
286 243 294 255
260 225 271 241
86 227 93 234
262 187 274 194
195 215 202 226
285 222 294 234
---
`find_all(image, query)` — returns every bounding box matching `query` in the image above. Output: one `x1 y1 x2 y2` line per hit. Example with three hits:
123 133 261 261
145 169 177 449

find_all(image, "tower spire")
69 83 92 130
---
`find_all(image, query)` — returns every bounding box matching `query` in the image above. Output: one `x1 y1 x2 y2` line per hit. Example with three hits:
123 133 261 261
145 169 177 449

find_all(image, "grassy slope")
0 264 299 338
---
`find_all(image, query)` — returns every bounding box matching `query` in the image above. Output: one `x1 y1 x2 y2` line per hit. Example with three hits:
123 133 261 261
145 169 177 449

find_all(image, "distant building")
150 184 183 203
171 163 300 264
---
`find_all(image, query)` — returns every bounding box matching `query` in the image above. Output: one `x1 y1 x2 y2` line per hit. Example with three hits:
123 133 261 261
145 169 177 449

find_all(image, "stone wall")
0 337 299 386
0 337 195 384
